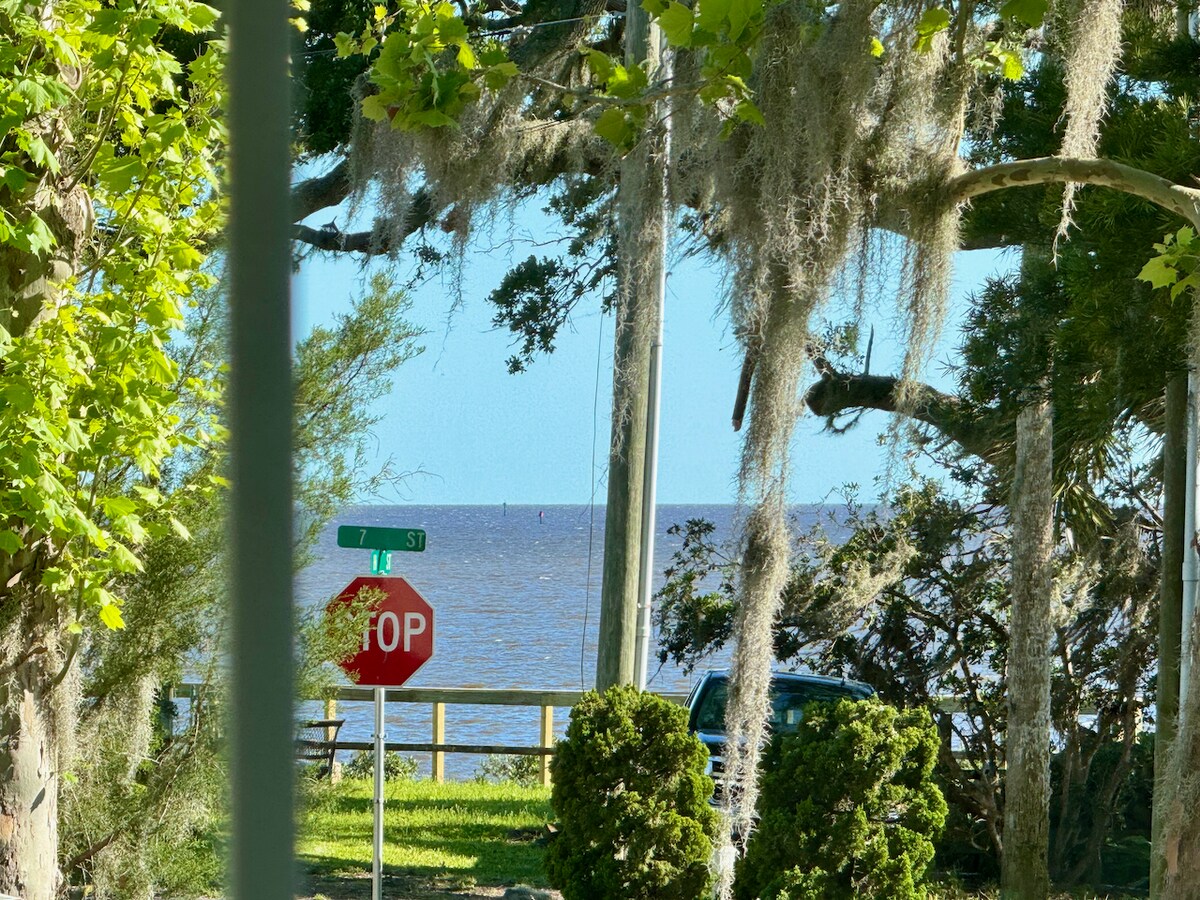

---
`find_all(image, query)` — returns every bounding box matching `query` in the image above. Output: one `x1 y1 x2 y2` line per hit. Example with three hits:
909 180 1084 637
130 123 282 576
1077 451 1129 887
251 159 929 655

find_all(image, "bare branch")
949 156 1200 228
802 357 1003 463
291 160 352 221
292 190 438 256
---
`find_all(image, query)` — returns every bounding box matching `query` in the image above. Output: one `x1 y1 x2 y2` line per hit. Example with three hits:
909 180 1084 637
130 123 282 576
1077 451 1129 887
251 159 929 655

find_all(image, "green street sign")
337 525 427 553
370 550 392 574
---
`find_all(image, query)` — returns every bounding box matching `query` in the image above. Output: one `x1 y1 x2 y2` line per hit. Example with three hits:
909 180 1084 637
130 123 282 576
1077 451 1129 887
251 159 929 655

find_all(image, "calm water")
295 503 824 779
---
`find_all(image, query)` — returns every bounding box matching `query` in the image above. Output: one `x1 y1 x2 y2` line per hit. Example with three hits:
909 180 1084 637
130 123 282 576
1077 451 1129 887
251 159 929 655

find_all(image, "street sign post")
328 575 435 900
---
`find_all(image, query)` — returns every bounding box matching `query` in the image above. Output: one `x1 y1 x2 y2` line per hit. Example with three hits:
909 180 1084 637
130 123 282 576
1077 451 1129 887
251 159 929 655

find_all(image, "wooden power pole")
595 0 668 691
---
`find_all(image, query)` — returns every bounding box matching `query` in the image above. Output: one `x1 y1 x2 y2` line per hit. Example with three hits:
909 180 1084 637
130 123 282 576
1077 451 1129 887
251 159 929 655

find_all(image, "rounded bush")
735 698 947 900
545 685 719 900
343 749 418 781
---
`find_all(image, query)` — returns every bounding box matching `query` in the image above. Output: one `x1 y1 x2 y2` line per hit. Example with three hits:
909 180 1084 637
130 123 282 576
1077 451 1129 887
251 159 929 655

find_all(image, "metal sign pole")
373 686 385 900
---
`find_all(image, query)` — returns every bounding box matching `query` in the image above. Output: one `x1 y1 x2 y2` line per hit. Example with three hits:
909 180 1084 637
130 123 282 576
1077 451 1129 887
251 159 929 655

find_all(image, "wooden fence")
173 683 689 787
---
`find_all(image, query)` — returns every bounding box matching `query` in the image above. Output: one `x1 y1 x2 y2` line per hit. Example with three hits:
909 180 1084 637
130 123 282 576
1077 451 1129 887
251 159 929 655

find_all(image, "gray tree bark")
1161 611 1200 900
0 60 90 895
1001 397 1055 900
1153 372 1188 899
0 652 62 900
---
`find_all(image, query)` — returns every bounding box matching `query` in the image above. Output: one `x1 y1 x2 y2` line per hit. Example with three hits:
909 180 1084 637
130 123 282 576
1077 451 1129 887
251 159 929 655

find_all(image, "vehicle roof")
696 669 874 695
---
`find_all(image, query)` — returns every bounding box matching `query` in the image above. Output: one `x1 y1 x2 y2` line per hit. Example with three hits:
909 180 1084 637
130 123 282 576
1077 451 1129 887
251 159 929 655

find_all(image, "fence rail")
170 682 1123 785
173 682 689 786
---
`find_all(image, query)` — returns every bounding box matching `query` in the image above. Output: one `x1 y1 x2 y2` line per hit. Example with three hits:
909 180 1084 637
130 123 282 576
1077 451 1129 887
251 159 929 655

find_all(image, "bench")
295 718 344 779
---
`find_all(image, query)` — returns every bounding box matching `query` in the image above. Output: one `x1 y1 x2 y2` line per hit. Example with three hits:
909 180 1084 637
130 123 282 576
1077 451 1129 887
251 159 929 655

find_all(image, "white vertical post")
632 47 672 693
1182 371 1200 716
373 687 385 900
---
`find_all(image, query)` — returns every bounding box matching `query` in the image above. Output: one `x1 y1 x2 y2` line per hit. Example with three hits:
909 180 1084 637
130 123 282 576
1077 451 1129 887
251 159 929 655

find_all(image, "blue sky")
293 210 1015 505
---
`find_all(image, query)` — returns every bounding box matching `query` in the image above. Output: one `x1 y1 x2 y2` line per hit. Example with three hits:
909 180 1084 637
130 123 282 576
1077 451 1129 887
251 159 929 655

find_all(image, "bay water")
295 503 824 779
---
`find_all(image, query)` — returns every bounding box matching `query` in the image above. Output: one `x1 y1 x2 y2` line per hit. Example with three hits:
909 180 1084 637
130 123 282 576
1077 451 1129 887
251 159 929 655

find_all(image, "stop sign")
327 575 435 687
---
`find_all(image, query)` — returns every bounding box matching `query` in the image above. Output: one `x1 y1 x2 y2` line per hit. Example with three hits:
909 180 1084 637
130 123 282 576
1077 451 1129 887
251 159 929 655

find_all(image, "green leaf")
870 37 884 58
41 567 72 591
483 60 518 90
110 543 143 573
640 0 668 15
334 31 358 57
100 496 138 518
360 94 392 122
17 213 55 255
0 166 29 193
732 98 765 126
66 621 83 635
408 108 458 127
1000 0 1049 27
14 78 69 113
584 48 614 84
0 530 21 553
594 106 634 149
657 1 695 47
605 63 648 99
1138 255 1179 289
696 0 730 31
1171 272 1200 300
99 602 126 630
23 136 59 174
96 155 145 192
916 6 951 33
997 48 1024 80
727 0 761 42
187 2 220 30
170 516 191 540
914 6 951 52
3 383 34 411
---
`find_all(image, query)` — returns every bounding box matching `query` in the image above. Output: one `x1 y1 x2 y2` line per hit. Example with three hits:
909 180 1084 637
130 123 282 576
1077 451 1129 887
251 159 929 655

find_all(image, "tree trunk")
1153 372 1188 898
1001 397 1055 900
0 625 66 900
1161 612 1200 899
0 99 90 891
594 1 667 691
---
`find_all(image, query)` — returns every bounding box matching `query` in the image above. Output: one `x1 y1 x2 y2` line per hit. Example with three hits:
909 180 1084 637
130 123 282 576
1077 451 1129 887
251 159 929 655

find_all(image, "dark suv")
685 670 874 796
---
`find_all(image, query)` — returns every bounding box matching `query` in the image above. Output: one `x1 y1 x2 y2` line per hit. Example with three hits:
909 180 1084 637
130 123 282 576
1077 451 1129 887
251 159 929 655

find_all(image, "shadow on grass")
298 783 555 896
298 864 541 900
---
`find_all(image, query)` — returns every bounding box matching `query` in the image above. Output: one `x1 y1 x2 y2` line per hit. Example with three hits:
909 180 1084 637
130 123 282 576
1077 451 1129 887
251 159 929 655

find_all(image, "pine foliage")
733 699 947 900
545 685 718 900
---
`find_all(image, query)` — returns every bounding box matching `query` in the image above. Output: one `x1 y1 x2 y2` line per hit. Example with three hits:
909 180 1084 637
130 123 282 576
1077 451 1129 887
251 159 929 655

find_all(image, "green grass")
297 777 554 893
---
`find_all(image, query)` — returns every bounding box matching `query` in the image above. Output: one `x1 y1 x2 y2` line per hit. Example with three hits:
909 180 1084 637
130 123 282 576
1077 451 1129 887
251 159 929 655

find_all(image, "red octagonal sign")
327 576 435 687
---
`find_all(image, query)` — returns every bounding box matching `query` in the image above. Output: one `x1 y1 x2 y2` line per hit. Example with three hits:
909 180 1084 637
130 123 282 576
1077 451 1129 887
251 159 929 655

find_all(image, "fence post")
162 684 177 736
539 705 554 787
324 697 337 741
432 702 446 783
325 697 341 782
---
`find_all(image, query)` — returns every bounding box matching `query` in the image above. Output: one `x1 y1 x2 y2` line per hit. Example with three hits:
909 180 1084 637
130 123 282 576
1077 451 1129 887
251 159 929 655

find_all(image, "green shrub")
545 685 719 900
735 698 947 900
343 749 418 781
474 753 542 786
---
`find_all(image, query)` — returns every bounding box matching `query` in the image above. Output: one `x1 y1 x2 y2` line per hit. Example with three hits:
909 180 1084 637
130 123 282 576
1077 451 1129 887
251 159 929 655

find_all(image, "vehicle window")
694 680 729 732
771 685 861 732
692 678 869 734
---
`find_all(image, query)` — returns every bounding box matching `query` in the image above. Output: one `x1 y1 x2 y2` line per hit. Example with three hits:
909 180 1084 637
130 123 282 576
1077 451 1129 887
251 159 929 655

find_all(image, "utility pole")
595 0 669 691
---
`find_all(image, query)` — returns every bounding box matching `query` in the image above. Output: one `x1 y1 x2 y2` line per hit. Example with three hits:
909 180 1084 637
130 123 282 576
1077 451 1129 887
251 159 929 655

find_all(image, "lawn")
295 777 1141 900
297 777 555 899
